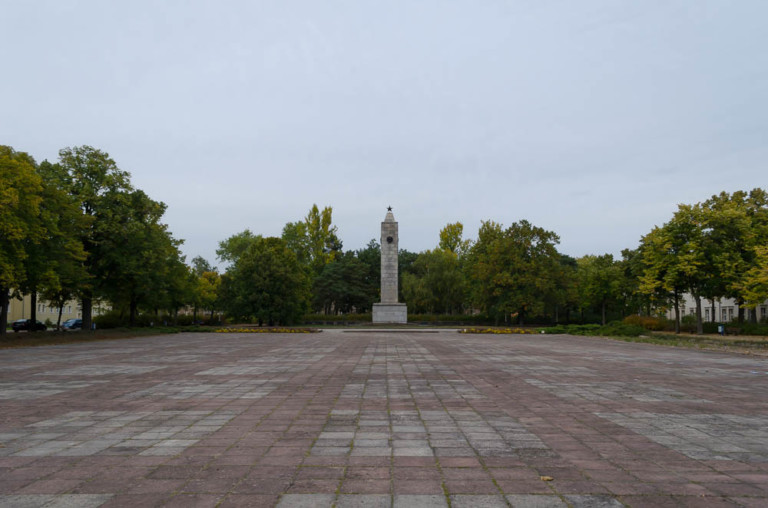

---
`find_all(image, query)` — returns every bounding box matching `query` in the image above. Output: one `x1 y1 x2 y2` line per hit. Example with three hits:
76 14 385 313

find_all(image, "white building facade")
666 294 768 323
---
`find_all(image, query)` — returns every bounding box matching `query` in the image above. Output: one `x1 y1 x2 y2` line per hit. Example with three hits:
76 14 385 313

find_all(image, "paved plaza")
1 330 767 507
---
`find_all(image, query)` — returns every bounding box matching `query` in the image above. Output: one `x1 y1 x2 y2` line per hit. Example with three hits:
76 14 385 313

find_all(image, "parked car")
11 319 47 332
62 318 83 330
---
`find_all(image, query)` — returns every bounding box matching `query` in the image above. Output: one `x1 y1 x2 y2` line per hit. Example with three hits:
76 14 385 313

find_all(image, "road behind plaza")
1 329 767 507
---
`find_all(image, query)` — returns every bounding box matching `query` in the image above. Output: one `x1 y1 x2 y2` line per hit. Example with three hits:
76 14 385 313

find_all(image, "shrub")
303 313 371 323
459 327 538 334
623 315 667 331
541 323 644 337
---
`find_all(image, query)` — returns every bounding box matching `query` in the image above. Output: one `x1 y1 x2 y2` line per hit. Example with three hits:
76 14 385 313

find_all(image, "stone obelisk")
372 207 407 324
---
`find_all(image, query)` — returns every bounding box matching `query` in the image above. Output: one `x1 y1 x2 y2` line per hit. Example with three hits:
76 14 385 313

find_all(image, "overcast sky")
3 1 767 266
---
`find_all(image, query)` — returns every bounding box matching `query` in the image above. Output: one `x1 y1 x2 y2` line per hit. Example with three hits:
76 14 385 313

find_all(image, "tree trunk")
601 301 606 326
554 305 559 324
0 288 9 336
81 295 93 331
737 299 745 323
193 304 198 324
710 299 716 323
129 299 137 327
30 291 38 333
673 292 680 334
695 294 703 335
57 304 64 330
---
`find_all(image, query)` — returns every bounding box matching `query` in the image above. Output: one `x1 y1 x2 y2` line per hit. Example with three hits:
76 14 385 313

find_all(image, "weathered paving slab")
1 330 767 507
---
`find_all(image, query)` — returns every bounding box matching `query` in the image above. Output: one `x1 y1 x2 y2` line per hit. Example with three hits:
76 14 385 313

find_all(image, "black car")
11 319 47 332
62 318 83 330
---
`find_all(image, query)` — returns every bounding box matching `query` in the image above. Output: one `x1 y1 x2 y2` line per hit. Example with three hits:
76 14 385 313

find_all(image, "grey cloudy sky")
3 1 767 266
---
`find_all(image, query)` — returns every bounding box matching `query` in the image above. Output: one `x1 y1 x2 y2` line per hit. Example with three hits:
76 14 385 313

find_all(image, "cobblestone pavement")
1 330 767 507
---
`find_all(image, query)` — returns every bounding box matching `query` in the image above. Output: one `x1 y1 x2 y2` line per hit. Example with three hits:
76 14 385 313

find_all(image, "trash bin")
717 324 724 335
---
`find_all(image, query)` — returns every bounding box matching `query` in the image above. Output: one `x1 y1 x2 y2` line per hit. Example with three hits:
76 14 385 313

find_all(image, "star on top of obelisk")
387 206 392 211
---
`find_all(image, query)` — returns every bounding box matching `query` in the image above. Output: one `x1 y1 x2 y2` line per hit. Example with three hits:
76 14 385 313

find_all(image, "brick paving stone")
274 493 334 507
335 494 391 507
450 494 508 507
1 330 767 506
505 494 568 507
392 494 448 507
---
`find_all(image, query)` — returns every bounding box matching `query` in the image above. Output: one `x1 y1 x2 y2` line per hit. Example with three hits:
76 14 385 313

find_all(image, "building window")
728 308 734 321
705 308 710 321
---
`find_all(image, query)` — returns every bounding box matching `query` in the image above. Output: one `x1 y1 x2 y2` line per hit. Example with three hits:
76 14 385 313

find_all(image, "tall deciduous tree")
95 190 183 326
0 146 43 334
58 146 132 330
576 254 623 325
738 245 768 309
25 161 88 330
640 205 710 334
401 249 466 314
355 239 381 312
282 204 341 275
198 270 222 323
216 229 261 267
466 219 561 324
312 252 370 314
701 189 768 322
439 222 472 258
220 237 309 325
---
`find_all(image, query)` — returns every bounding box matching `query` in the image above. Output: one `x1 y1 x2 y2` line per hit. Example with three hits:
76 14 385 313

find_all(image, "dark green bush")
541 323 644 337
304 313 371 323
623 315 668 331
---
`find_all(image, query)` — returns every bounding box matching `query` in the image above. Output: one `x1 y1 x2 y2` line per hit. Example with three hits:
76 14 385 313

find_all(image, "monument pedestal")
372 303 408 324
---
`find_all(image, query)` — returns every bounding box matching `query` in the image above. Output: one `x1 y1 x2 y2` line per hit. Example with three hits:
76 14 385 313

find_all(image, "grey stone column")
373 208 407 323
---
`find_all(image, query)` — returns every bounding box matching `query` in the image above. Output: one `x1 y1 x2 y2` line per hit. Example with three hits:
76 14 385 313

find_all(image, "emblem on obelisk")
372 207 408 323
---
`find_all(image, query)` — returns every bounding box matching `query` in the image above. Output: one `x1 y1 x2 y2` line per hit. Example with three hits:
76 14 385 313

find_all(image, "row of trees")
1 145 200 334
4 142 766 332
213 191 767 332
639 189 768 333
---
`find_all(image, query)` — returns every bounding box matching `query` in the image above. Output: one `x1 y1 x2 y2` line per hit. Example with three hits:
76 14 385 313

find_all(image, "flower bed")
215 327 319 334
459 327 539 335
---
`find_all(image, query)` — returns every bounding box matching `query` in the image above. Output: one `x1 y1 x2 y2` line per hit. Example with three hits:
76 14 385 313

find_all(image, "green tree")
0 146 43 334
640 205 709 334
282 204 342 275
220 237 309 325
700 189 768 322
312 252 371 314
402 249 466 314
466 219 561 324
189 256 217 323
216 229 261 267
576 254 623 325
619 247 654 317
439 222 472 258
354 239 381 312
95 190 183 326
198 270 222 323
191 256 215 276
547 254 578 324
25 160 88 330
58 146 132 330
738 245 768 310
